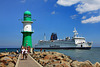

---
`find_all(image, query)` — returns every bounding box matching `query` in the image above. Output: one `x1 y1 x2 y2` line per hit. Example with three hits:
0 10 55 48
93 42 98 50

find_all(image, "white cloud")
57 0 80 6
44 0 48 2
20 0 26 3
51 11 55 14
82 16 100 23
57 0 100 23
82 16 86 19
57 0 100 14
76 0 100 14
70 15 77 19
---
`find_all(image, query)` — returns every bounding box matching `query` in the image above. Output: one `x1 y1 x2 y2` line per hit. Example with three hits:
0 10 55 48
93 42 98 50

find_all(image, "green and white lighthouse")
21 11 33 50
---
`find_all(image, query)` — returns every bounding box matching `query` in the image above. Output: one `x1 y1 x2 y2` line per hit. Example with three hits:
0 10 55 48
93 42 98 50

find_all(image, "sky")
0 0 100 48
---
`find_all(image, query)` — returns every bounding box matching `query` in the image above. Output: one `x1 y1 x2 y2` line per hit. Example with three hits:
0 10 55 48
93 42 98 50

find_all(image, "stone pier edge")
28 54 43 67
15 54 21 67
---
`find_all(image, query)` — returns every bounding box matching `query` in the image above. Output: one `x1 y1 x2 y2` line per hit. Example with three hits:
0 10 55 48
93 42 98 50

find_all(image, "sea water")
0 47 100 64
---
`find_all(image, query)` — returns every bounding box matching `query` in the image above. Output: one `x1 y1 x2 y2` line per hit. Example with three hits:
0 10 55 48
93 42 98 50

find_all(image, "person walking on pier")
25 47 28 60
16 49 19 57
16 49 19 54
21 46 25 59
33 48 34 54
40 48 42 52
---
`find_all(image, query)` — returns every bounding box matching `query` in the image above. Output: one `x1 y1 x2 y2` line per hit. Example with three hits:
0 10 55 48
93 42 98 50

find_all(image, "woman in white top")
22 48 25 54
21 46 25 59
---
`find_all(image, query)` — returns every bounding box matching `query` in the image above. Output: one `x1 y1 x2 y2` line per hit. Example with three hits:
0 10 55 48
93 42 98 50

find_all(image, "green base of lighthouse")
21 31 33 48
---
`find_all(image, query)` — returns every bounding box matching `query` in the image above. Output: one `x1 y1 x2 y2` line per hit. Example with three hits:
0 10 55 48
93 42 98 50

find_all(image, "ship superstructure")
35 28 92 49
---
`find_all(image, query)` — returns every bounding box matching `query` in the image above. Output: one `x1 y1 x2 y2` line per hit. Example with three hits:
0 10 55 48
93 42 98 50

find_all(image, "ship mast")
44 33 46 41
73 28 78 37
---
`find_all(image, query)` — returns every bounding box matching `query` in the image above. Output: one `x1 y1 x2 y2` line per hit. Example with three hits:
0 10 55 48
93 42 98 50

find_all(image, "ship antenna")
73 27 78 37
44 33 46 41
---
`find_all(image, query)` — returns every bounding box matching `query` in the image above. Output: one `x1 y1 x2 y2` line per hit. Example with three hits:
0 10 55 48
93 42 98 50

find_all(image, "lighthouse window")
24 15 31 17
24 15 28 17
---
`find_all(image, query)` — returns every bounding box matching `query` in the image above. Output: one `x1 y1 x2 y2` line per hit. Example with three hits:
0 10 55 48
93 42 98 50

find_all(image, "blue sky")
0 0 100 48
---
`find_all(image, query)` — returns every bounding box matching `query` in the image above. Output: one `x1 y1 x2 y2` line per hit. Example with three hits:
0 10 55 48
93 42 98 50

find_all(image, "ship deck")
35 47 91 49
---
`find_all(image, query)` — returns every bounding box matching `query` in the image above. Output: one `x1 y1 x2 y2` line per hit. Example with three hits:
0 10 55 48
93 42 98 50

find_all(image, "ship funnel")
50 33 57 40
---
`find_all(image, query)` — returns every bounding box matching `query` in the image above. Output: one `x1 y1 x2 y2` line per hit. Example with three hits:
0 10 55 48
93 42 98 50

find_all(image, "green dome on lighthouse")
24 11 31 15
24 11 31 21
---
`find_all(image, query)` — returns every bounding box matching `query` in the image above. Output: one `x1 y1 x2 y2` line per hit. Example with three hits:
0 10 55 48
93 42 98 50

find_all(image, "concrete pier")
16 54 42 67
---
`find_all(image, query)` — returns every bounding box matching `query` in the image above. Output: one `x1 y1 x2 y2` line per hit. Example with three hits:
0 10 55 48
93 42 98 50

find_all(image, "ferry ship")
35 28 93 49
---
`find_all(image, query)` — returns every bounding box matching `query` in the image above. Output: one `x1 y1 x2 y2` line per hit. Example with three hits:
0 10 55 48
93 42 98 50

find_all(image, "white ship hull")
35 40 92 49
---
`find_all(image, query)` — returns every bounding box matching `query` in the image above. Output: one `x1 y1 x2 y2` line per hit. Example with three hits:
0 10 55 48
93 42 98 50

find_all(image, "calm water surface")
0 47 100 64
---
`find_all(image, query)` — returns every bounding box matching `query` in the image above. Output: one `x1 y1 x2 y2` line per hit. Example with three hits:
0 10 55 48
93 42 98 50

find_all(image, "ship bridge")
73 28 86 44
